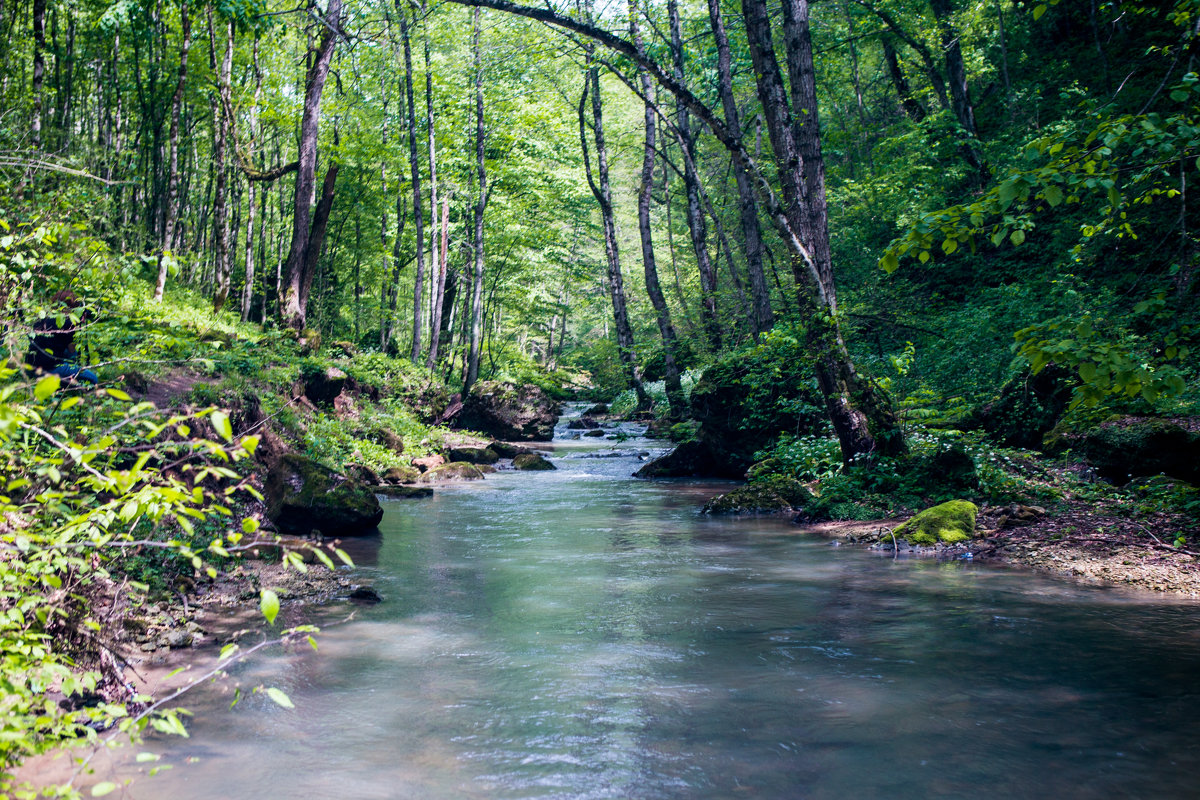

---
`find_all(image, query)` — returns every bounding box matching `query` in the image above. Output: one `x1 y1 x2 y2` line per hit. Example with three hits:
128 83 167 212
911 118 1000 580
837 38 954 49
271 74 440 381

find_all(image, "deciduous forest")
1 0 1199 796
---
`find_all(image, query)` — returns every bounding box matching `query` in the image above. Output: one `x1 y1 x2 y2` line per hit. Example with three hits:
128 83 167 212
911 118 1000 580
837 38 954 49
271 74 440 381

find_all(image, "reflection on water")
114 420 1200 799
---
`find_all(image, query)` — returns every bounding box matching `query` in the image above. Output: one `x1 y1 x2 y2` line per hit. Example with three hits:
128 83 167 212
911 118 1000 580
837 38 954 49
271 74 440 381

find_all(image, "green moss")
893 500 978 545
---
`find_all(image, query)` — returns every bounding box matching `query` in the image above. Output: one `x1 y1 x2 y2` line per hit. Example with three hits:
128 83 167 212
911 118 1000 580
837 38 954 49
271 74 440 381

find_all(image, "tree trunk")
424 29 442 367
398 5 426 363
881 35 926 121
579 53 646 407
298 162 339 315
281 0 342 330
427 195 450 369
154 0 190 303
706 0 773 337
32 0 46 149
242 37 262 321
668 0 721 352
745 0 904 459
928 0 989 182
631 0 684 418
211 14 233 313
464 7 488 393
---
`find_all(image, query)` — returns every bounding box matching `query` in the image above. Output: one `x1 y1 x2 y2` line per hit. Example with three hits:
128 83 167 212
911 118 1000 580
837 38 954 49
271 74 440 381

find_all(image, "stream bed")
111 412 1200 799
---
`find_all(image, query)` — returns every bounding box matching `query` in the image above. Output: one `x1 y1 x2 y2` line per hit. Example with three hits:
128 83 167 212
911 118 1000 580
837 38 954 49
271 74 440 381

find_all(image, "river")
107 409 1200 799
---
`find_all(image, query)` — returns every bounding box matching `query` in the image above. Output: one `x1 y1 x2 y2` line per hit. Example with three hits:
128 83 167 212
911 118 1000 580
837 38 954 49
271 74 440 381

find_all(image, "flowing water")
110 408 1200 799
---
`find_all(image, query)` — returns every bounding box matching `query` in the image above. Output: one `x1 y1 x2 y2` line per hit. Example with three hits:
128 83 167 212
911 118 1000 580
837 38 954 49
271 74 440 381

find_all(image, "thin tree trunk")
242 37 262 321
281 0 343 330
154 0 191 302
211 14 233 313
630 0 684 418
668 0 721 351
427 195 450 368
32 0 46 149
298 162 339 315
464 7 487 393
928 0 988 182
706 0 773 336
579 47 646 407
424 28 441 366
881 35 926 121
398 5 426 363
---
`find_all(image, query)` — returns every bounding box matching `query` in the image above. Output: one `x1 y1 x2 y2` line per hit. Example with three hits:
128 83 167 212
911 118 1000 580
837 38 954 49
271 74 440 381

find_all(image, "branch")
0 157 133 186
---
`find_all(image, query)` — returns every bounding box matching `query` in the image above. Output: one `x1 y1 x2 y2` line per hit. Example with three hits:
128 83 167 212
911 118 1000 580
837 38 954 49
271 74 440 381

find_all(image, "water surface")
120 416 1200 799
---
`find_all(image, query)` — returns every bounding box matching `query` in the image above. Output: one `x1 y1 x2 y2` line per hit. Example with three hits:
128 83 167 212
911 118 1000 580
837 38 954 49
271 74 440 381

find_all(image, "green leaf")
265 687 295 709
1042 184 1063 207
240 434 260 454
34 374 61 400
260 589 280 625
942 238 958 255
1010 229 1026 246
998 180 1020 210
211 411 233 442
92 782 118 796
241 517 260 534
879 252 900 273
1033 3 1047 20
104 388 132 402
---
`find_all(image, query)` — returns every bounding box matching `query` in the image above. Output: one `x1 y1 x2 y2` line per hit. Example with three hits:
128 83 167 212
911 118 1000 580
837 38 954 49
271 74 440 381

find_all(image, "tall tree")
705 0 773 337
630 0 684 418
398 5 427 363
210 13 234 313
464 6 487 393
154 0 191 303
667 0 722 351
280 0 343 330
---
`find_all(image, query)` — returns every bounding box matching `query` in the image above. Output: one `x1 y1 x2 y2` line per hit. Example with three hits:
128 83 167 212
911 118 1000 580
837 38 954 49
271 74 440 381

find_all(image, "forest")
1 0 1199 796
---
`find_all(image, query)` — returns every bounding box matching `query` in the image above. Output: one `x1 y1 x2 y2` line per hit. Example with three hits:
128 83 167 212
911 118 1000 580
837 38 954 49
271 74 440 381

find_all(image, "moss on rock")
703 475 815 515
417 462 494 483
513 453 556 471
894 500 978 545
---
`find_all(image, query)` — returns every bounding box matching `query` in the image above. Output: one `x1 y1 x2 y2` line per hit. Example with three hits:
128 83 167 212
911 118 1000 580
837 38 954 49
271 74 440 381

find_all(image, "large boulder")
449 446 500 465
416 462 495 483
1075 417 1200 484
703 476 814 514
303 366 348 405
266 454 384 537
634 440 745 480
513 453 556 471
457 381 561 441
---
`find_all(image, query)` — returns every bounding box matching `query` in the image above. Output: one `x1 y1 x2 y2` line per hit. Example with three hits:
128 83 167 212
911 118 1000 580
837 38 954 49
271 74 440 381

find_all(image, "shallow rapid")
118 406 1200 799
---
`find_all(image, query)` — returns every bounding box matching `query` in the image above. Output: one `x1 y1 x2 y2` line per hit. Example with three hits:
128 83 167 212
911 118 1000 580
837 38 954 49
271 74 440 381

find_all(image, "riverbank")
805 502 1200 597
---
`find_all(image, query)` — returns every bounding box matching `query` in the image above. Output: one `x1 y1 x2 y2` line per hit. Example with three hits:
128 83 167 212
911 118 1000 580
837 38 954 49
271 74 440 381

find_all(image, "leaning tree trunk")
706 0 773 337
630 0 685 418
298 163 339 315
281 0 342 330
464 7 487 394
154 0 191 303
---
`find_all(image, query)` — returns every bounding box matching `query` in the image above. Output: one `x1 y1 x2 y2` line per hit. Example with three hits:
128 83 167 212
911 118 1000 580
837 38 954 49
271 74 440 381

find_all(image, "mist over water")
120 410 1200 799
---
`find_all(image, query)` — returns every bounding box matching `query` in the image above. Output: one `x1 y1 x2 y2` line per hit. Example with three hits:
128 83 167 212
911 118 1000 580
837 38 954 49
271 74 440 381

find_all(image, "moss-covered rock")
703 476 815 515
489 441 531 459
567 416 600 430
893 500 978 545
265 454 384 537
374 485 434 499
382 465 420 484
416 462 494 483
513 453 556 471
964 365 1072 449
449 446 500 465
